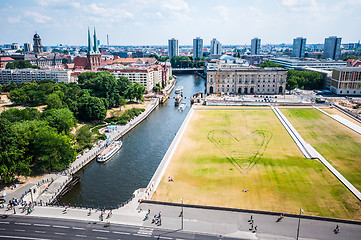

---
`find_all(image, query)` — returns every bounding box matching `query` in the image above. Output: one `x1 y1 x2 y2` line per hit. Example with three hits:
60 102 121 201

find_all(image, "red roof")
0 57 14 62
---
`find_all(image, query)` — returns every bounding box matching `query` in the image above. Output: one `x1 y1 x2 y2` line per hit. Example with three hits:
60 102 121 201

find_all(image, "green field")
281 108 361 192
153 108 361 220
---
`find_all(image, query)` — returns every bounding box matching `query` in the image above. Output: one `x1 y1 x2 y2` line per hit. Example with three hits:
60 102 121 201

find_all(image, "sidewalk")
1 201 360 240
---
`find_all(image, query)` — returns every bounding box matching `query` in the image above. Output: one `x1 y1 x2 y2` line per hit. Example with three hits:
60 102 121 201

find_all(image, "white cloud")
8 16 21 23
214 5 230 22
25 11 52 23
83 3 133 20
161 0 190 12
35 0 62 7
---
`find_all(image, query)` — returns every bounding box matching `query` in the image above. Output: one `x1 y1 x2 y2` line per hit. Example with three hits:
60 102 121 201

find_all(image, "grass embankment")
153 108 361 220
281 108 361 193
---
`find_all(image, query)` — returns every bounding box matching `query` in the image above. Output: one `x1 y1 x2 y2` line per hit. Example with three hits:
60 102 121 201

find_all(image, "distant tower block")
33 32 43 55
107 35 109 47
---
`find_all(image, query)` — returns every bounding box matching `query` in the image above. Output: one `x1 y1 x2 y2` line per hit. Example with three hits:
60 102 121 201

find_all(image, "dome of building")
34 33 40 39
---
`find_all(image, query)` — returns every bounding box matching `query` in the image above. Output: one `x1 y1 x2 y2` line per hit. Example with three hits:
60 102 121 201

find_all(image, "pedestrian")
255 226 258 232
334 225 340 234
13 207 16 214
148 209 150 214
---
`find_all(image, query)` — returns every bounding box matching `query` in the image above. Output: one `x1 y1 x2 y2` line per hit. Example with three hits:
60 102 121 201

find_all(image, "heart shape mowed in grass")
208 130 273 174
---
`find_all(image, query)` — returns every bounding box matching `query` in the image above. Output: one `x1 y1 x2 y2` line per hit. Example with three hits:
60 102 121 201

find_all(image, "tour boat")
178 102 187 111
97 141 122 163
174 94 182 106
175 86 183 94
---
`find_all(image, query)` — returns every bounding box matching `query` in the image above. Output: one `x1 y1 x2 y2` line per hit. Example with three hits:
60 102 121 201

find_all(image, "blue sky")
0 0 360 46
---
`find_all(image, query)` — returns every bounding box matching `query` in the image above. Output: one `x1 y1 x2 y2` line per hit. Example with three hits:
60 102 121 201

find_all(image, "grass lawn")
281 108 361 193
152 108 361 220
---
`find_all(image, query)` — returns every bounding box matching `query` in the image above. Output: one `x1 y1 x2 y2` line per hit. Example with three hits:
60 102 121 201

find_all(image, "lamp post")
296 208 304 240
180 198 184 230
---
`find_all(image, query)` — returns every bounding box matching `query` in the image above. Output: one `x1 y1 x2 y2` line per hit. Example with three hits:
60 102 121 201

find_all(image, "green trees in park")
169 56 204 68
0 109 75 183
258 60 283 68
5 60 40 69
6 71 144 122
41 108 76 135
78 94 107 121
286 69 324 90
76 126 93 151
342 55 359 61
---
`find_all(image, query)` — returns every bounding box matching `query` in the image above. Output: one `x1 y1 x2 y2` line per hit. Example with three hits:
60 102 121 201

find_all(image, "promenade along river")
60 74 205 208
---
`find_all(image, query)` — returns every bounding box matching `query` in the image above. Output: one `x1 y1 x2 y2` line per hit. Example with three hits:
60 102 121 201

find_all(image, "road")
0 215 240 240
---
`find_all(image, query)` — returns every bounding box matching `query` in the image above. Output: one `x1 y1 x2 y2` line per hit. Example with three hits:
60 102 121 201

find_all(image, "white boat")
178 102 187 111
97 141 122 163
175 86 183 94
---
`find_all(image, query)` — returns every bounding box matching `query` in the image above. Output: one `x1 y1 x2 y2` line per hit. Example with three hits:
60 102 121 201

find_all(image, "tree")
42 108 76 135
62 58 68 65
132 83 145 102
32 124 75 171
286 76 299 91
287 69 323 90
342 55 358 61
6 60 40 69
46 93 63 109
76 126 93 151
78 95 107 121
0 108 41 122
258 60 283 68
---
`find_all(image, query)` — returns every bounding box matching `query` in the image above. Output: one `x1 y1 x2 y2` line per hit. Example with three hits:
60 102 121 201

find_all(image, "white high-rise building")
210 38 222 55
193 37 203 59
168 38 179 60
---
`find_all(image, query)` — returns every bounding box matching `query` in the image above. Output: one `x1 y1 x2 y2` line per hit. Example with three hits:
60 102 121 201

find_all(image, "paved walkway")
145 105 196 200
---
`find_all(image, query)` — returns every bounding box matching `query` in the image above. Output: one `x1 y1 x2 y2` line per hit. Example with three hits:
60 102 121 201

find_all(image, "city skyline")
1 0 360 46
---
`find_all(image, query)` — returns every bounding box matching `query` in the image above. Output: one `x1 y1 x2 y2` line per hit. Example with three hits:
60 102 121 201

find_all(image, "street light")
296 208 304 240
180 198 184 230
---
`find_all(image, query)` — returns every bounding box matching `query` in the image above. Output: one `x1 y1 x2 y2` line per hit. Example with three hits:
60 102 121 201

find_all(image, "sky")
0 0 360 46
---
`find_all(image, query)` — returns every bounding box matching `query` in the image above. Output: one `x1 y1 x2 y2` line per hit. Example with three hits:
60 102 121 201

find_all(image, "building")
206 65 287 95
0 57 14 68
323 36 342 60
0 68 73 84
292 37 306 58
270 57 346 69
193 37 203 59
11 43 20 50
347 59 361 67
242 54 273 66
33 33 43 54
101 63 172 92
210 38 222 55
24 43 33 52
86 27 102 70
330 67 361 95
168 38 179 60
251 38 261 55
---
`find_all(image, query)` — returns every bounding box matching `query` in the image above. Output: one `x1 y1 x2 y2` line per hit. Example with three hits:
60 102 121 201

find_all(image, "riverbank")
5 98 160 205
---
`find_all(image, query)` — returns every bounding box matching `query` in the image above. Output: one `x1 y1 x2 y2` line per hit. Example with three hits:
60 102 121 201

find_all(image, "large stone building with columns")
206 66 287 95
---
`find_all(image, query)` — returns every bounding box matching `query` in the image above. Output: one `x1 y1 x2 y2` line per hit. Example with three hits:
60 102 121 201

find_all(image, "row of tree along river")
60 74 205 208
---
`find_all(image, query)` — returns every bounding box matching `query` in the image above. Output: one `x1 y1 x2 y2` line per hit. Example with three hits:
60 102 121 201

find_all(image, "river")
60 74 205 208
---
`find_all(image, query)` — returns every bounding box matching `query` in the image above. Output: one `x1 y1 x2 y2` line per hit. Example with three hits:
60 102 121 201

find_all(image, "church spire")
93 27 100 54
87 27 94 56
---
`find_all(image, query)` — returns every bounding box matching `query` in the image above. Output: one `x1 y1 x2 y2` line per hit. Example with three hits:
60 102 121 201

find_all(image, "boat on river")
178 102 187 111
97 141 122 163
175 86 183 94
174 94 182 106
